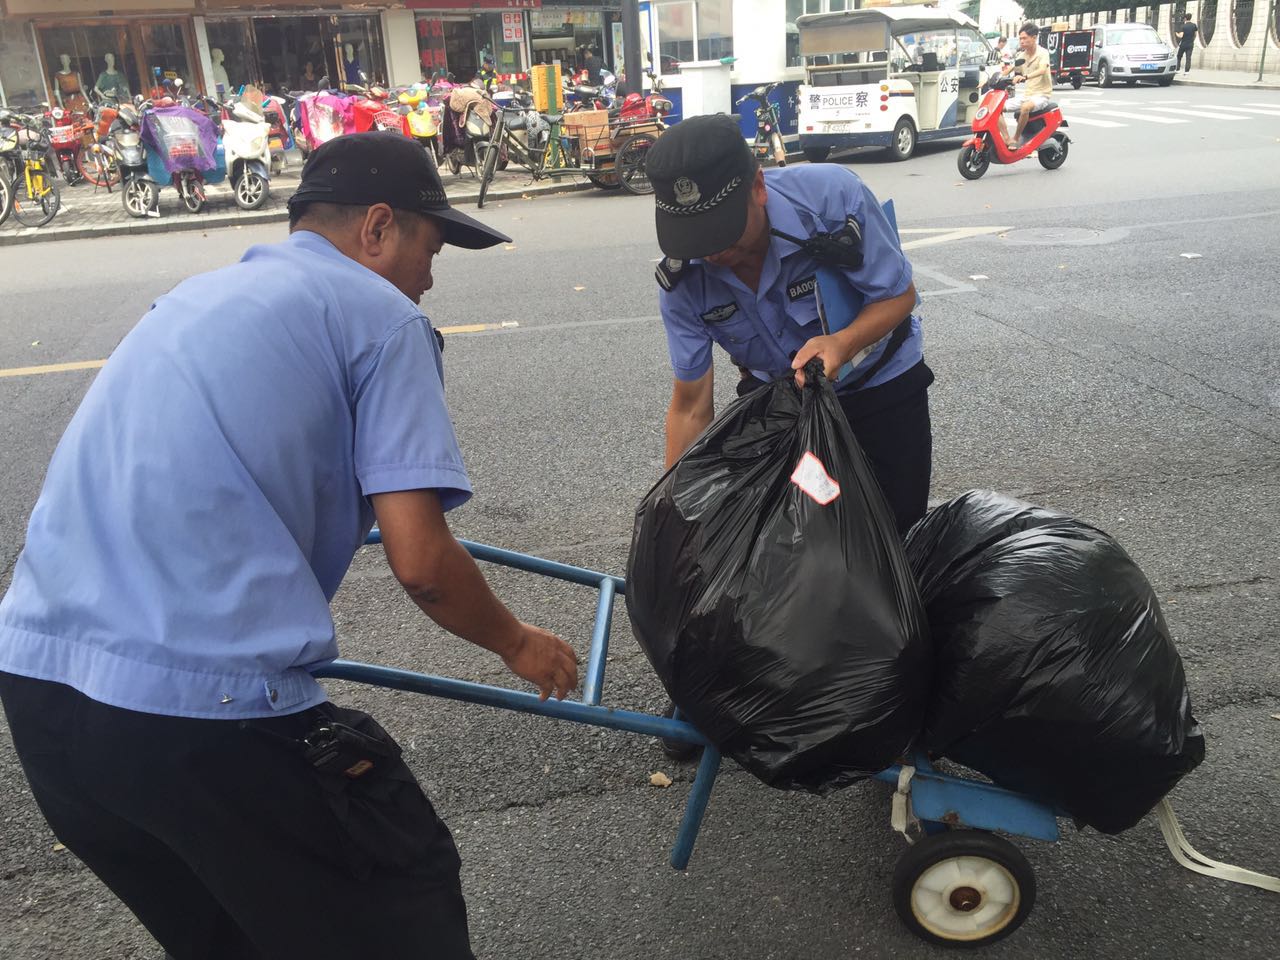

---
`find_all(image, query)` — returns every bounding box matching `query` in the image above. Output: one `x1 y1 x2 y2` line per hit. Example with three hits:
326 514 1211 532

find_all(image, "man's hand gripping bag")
626 369 930 792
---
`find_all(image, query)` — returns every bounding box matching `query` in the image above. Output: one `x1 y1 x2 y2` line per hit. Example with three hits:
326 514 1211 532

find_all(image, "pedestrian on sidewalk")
1175 13 1198 74
0 132 577 960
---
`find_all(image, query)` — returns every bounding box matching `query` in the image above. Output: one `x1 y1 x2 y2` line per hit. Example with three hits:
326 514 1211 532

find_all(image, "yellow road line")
0 322 521 380
0 359 107 379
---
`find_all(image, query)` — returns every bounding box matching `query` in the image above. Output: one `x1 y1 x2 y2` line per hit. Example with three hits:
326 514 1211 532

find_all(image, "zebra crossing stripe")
1150 106 1248 120
1213 105 1280 117
1060 115 1124 127
1091 110 1188 123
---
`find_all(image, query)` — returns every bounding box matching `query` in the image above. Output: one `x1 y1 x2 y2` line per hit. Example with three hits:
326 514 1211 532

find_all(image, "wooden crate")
561 109 613 155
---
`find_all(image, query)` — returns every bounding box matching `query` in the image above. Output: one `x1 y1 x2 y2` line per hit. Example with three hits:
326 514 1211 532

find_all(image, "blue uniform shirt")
0 231 471 720
659 165 923 389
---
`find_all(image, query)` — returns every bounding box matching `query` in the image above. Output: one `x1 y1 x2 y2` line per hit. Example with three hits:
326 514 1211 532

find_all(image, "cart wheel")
586 172 621 190
956 144 989 180
892 830 1035 948
477 137 501 209
1071 74 1083 90
616 133 657 195
446 151 462 176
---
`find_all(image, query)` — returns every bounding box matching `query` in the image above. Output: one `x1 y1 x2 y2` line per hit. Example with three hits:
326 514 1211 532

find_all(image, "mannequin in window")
210 47 231 95
93 52 130 102
301 61 319 91
342 42 363 84
53 53 89 113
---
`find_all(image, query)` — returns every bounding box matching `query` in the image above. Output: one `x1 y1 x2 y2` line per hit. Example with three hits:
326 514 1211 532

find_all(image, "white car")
1088 22 1178 87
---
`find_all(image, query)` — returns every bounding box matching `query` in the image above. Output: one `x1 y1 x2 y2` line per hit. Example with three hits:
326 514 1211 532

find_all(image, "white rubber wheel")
892 830 1034 948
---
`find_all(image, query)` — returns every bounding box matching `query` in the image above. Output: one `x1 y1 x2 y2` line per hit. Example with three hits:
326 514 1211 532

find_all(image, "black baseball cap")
287 131 511 249
644 114 757 260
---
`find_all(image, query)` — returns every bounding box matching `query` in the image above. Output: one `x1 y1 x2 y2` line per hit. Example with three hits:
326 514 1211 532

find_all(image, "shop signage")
501 11 526 41
7 0 194 11
407 0 541 9
532 9 602 29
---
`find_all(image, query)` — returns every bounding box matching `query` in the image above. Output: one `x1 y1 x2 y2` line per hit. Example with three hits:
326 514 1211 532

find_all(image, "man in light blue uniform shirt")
0 133 576 960
646 114 933 537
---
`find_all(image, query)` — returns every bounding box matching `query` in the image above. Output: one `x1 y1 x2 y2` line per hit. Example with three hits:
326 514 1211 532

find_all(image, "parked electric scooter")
113 101 159 218
142 95 225 214
957 71 1069 180
221 93 272 210
736 81 787 166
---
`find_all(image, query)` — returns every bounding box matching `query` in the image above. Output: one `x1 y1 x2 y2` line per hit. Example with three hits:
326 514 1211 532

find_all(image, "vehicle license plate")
826 121 852 133
1140 63 1158 71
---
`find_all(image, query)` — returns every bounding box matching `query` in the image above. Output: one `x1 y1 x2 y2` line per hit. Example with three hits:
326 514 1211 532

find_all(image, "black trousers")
739 361 934 537
1177 45 1193 71
0 671 474 960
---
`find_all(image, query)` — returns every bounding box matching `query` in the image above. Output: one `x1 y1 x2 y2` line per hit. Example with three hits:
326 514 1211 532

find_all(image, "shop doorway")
443 20 477 82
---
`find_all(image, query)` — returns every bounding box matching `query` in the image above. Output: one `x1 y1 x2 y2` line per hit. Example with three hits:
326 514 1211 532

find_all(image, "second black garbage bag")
626 369 930 792
905 490 1206 833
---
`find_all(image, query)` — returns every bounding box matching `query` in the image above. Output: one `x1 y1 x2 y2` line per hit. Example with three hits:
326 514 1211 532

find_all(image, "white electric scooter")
221 97 272 211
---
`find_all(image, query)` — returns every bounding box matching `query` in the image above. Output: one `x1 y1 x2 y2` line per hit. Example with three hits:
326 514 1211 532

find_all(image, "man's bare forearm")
665 404 713 469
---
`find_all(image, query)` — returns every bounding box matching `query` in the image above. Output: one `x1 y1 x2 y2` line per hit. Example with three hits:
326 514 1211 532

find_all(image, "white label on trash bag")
790 452 841 505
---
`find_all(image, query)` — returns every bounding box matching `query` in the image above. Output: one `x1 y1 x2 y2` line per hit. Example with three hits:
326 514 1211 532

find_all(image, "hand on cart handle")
502 622 579 701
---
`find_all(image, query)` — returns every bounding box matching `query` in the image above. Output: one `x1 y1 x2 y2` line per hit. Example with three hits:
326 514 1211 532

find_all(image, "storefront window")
138 22 193 95
786 0 802 66
696 0 732 59
416 16 451 80
205 20 260 95
334 14 386 86
531 8 605 70
0 20 45 107
251 16 331 95
474 12 527 78
38 25 134 109
656 2 695 69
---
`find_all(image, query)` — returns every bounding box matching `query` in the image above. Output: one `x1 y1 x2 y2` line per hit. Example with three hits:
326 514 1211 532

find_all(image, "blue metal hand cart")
313 534 1061 948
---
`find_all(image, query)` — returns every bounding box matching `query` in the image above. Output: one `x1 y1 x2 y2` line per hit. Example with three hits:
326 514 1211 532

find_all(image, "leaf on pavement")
503 245 516 251
573 285 585 291
1270 713 1280 721
1180 253 1202 259
649 772 673 788
52 843 66 852
31 340 40 346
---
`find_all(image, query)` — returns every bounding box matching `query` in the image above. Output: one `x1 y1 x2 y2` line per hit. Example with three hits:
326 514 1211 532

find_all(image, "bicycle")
476 89 662 209
3 112 62 228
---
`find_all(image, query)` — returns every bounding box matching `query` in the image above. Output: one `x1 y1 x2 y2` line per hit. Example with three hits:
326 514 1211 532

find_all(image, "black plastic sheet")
627 371 930 791
905 490 1205 833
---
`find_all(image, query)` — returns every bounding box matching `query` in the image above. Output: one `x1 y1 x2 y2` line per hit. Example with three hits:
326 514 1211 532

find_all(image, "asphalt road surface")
1 83 1278 959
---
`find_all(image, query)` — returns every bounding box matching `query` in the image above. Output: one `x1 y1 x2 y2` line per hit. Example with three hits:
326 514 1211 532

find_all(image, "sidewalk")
1173 68 1280 91
0 151 590 246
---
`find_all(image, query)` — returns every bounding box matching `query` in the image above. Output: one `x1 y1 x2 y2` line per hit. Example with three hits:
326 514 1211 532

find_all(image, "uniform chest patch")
788 276 817 301
700 303 739 324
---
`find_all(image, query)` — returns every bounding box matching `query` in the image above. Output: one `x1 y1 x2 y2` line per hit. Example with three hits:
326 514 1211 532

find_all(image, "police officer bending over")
0 132 576 960
645 115 933 536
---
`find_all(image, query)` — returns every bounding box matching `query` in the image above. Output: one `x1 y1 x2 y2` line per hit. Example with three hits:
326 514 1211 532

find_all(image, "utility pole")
1260 0 1277 82
621 0 643 94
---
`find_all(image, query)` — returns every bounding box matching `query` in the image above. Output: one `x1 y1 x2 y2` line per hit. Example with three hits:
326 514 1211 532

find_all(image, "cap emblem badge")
673 177 701 206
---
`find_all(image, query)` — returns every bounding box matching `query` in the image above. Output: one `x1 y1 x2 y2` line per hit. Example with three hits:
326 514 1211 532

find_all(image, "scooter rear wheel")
1038 136 1069 170
957 144 990 180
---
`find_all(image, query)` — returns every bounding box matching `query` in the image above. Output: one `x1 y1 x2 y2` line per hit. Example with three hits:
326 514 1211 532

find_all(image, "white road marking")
1062 115 1125 128
1092 109 1189 123
1150 106 1248 120
1212 105 1280 117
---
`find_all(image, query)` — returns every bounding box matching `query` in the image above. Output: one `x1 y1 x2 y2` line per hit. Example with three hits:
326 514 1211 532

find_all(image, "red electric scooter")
956 72 1070 180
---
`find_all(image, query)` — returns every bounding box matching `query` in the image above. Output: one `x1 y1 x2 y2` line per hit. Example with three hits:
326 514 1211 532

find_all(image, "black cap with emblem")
644 113 758 261
287 131 511 249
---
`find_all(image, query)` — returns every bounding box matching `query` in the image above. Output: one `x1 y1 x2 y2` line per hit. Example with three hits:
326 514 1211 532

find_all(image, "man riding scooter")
1000 23 1052 150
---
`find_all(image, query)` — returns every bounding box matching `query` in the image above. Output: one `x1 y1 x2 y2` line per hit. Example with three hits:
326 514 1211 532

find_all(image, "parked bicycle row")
0 80 279 229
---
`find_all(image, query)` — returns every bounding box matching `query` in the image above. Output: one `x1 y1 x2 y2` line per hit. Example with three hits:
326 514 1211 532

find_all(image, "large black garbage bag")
626 371 930 792
904 490 1205 833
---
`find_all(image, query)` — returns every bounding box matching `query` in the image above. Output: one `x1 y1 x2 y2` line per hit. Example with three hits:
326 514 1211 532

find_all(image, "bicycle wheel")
616 133 657 195
0 162 13 227
76 144 120 188
477 135 501 209
12 170 61 227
